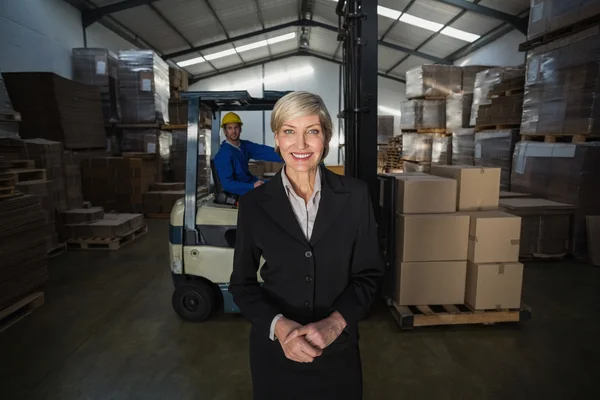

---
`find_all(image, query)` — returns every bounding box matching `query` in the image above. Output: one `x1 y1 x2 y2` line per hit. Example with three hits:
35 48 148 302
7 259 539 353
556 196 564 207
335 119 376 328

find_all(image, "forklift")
169 0 383 322
169 90 291 321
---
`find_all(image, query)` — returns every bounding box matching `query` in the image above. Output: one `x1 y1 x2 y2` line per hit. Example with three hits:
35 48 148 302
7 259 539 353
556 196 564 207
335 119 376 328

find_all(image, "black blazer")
229 165 384 344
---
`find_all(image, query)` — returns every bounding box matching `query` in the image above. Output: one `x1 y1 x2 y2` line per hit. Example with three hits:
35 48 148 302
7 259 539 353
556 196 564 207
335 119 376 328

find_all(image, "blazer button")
305 275 313 283
304 300 311 308
305 250 313 258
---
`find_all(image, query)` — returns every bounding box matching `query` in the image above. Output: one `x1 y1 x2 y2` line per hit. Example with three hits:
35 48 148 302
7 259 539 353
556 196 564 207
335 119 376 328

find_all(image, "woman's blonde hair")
270 91 333 161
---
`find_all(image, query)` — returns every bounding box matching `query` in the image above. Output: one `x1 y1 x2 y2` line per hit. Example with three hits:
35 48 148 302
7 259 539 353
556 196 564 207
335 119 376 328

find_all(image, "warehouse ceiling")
71 0 530 83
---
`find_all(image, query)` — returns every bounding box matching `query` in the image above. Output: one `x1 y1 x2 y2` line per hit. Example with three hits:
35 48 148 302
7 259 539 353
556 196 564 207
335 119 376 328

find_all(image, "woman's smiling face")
275 114 325 172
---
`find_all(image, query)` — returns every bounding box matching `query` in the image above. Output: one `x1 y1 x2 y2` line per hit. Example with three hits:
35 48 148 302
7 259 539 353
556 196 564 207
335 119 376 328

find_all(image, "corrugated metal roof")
419 34 468 58
386 22 437 49
110 6 188 53
153 0 226 47
449 11 503 35
378 45 406 72
408 0 462 24
309 28 339 56
209 0 264 37
86 0 530 80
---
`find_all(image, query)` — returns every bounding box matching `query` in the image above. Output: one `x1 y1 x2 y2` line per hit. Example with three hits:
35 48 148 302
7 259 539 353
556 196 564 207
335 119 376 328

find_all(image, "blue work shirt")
213 139 283 196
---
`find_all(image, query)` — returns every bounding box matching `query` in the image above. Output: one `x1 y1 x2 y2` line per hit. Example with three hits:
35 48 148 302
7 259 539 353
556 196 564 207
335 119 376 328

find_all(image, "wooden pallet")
0 191 20 200
145 212 171 219
521 134 600 144
0 111 22 123
0 292 44 333
5 168 46 183
402 128 447 134
389 301 532 330
475 123 521 132
0 174 16 188
10 159 35 169
0 186 14 195
519 14 600 52
47 242 67 259
489 87 524 97
408 96 448 100
67 225 148 251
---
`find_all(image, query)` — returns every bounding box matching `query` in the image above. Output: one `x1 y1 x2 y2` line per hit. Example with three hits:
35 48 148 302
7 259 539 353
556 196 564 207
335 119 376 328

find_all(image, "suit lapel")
309 167 349 247
258 170 308 246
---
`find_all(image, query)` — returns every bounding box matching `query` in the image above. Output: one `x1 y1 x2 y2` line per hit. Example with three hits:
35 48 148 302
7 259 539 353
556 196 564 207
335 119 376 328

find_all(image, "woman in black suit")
229 91 384 400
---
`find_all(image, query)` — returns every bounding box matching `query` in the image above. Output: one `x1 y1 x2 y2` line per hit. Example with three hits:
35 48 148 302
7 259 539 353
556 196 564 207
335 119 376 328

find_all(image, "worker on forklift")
213 112 283 196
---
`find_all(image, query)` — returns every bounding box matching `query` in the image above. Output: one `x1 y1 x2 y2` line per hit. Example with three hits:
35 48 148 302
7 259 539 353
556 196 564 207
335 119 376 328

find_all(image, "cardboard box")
466 262 523 310
430 165 501 211
395 175 456 214
464 211 521 263
396 214 469 262
61 207 105 224
395 261 467 305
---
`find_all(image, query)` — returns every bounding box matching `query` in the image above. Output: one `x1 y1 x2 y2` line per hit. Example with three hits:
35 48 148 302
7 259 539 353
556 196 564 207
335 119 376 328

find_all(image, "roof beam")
204 0 245 65
82 0 158 27
431 0 528 34
190 49 405 84
167 19 443 66
379 41 452 65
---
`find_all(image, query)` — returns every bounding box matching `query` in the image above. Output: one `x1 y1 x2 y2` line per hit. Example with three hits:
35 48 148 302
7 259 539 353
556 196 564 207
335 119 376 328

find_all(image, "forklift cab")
169 90 289 322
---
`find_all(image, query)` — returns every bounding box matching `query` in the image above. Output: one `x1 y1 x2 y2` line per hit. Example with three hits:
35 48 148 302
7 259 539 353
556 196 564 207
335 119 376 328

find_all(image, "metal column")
184 96 200 245
338 0 378 204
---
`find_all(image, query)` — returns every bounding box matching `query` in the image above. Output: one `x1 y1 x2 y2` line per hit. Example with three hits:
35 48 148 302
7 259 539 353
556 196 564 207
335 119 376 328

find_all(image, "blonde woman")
229 91 383 399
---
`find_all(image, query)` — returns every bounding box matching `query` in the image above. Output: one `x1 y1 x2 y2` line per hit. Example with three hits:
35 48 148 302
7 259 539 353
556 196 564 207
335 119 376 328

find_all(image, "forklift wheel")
172 282 214 322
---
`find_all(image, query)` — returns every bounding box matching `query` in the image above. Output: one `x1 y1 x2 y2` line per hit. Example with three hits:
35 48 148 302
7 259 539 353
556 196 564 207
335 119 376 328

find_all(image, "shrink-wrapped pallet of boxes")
405 65 462 99
72 48 121 123
446 93 473 133
461 66 492 94
470 67 525 128
474 129 520 191
521 25 600 137
401 100 445 131
452 128 475 165
0 71 19 139
118 50 170 124
526 0 600 41
511 142 600 256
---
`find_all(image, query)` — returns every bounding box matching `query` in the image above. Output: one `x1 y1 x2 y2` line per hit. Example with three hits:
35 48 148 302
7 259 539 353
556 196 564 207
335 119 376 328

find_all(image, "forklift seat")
210 159 238 205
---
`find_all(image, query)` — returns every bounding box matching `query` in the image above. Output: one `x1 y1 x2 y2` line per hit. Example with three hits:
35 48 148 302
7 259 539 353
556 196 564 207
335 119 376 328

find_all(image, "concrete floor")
1 219 599 399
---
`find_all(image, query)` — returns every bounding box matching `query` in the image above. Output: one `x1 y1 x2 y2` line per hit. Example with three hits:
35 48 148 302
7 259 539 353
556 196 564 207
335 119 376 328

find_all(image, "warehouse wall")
455 30 526 67
190 56 406 164
0 0 137 78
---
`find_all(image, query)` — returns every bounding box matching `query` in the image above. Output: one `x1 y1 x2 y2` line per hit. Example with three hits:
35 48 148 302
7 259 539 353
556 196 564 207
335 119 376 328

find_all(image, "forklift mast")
337 0 379 205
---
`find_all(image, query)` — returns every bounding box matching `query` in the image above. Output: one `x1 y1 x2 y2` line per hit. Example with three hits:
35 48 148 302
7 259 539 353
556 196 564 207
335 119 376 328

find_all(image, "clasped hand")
274 312 347 363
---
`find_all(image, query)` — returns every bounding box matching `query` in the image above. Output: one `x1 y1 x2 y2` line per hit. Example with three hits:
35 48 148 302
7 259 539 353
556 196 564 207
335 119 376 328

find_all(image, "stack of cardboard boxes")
80 154 160 213
169 67 188 100
3 72 106 149
394 166 525 311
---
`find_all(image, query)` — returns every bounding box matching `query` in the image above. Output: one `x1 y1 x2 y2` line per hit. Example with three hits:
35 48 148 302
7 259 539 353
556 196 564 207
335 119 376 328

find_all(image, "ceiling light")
177 56 205 67
204 48 238 61
236 40 268 53
399 13 444 32
377 5 402 20
440 26 480 43
267 32 296 45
